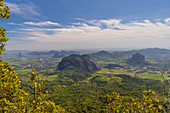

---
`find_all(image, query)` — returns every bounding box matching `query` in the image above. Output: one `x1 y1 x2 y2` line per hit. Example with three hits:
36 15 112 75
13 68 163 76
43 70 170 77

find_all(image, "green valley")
2 48 170 112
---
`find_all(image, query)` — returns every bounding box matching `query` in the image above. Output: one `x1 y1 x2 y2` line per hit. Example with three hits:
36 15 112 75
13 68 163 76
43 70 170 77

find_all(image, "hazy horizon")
4 47 170 53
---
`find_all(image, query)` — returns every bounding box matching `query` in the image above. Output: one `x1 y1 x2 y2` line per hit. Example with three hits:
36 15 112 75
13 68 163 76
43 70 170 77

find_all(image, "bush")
103 90 163 113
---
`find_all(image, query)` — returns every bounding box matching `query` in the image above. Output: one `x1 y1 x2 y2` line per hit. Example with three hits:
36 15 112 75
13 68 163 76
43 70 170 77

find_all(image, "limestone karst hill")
127 53 148 65
57 54 98 72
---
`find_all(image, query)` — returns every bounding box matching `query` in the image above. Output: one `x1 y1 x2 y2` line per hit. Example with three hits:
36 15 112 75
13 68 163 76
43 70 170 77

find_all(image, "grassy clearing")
97 61 116 64
41 74 58 81
137 73 170 81
89 68 123 83
96 68 128 75
17 69 32 74
9 62 22 66
95 68 168 81
91 73 123 83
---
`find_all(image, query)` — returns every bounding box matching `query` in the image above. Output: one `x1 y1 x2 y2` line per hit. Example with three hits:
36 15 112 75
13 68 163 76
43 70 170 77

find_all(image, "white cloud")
7 22 24 26
7 18 170 50
23 21 60 26
6 2 21 14
86 19 122 29
164 18 170 24
6 2 41 19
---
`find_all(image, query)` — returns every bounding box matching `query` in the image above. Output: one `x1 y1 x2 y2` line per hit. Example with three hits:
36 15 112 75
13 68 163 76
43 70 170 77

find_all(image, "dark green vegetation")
3 48 170 112
104 64 124 69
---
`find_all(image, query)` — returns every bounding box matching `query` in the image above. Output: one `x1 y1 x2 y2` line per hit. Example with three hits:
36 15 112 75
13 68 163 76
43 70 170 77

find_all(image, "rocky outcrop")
57 54 98 72
127 53 147 65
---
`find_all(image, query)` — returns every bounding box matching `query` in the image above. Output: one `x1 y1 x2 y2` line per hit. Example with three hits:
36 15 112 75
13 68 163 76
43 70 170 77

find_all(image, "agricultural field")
2 50 170 82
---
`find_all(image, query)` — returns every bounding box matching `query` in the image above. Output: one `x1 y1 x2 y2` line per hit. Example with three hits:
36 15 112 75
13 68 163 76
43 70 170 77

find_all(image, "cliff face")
57 54 98 72
127 53 147 65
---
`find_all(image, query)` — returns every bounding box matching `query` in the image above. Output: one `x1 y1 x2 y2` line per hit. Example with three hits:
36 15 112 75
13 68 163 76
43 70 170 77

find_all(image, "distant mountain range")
27 50 79 58
115 48 170 60
5 47 170 60
89 48 170 60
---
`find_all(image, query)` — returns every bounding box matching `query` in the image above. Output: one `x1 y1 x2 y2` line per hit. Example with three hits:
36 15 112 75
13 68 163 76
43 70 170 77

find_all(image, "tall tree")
0 0 25 112
0 1 65 112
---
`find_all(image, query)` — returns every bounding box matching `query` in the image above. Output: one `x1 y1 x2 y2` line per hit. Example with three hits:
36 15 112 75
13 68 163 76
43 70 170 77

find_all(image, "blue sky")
2 0 170 50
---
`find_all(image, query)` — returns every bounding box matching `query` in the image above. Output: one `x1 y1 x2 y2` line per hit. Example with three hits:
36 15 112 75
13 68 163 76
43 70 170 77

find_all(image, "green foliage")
104 64 124 69
91 74 122 84
104 90 163 113
28 73 164 112
0 1 24 112
0 59 26 112
0 1 9 56
58 66 92 82
0 0 10 20
23 68 65 113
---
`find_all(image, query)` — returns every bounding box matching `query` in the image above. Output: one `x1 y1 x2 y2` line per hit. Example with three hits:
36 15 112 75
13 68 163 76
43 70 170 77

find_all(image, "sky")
2 0 170 50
